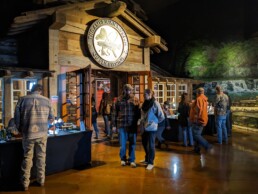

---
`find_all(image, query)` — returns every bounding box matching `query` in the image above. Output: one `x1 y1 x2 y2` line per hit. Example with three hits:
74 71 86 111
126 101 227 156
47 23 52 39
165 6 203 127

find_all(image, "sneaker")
130 162 137 168
121 161 126 166
140 160 148 165
146 164 154 170
206 145 214 154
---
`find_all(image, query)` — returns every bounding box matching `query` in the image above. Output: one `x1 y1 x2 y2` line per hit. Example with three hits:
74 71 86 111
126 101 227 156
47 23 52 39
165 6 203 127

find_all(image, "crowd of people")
95 84 232 169
12 82 231 190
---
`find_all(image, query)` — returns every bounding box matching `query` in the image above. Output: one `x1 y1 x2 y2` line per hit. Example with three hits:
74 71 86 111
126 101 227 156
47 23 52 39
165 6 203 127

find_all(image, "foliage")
185 39 258 79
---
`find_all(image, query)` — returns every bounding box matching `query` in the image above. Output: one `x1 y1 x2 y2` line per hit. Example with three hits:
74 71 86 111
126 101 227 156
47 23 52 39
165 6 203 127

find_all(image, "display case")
66 72 79 124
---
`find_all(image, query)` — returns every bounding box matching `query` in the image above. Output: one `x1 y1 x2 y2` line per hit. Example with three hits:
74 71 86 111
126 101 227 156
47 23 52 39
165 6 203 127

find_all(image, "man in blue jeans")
113 84 140 168
190 88 213 154
214 86 229 144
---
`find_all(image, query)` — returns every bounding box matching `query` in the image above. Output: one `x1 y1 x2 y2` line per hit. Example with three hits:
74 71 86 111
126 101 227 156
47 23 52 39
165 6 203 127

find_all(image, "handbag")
144 108 158 132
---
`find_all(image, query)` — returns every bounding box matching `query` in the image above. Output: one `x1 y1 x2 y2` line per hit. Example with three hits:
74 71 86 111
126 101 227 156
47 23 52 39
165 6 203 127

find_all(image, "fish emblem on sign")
95 28 122 58
87 19 129 68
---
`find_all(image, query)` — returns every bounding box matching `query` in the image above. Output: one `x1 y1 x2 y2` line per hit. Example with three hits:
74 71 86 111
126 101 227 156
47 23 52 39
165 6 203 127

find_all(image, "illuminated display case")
66 72 79 123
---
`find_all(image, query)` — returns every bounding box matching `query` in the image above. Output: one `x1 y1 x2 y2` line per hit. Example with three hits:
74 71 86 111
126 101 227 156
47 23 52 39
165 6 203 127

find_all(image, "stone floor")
2 124 258 194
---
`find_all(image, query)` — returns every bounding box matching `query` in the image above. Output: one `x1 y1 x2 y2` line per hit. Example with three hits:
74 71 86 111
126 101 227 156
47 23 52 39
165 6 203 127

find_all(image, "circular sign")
87 19 129 68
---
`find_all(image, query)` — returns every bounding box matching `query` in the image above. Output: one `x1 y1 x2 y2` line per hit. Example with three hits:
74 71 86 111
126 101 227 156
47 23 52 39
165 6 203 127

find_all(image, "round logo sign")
87 19 129 68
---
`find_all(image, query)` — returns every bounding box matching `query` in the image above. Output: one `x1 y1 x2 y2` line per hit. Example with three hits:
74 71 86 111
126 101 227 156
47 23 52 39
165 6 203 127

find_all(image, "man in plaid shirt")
113 84 140 168
14 84 54 191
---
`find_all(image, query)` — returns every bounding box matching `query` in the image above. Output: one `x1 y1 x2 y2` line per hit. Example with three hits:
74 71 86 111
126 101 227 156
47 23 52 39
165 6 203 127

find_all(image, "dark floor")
2 127 258 194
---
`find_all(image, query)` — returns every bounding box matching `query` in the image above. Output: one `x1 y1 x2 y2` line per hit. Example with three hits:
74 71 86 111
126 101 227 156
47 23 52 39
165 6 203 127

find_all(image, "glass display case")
66 72 79 123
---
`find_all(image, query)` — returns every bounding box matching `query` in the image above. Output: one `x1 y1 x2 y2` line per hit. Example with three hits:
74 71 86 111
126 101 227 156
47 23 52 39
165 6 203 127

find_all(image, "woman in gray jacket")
140 89 164 170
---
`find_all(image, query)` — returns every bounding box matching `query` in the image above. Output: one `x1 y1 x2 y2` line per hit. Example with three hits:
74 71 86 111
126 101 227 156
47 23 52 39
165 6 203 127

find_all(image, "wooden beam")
106 1 127 17
14 14 48 24
60 24 85 34
144 35 161 47
89 1 126 18
11 20 39 28
151 47 161 53
127 34 144 46
7 30 27 36
8 25 34 32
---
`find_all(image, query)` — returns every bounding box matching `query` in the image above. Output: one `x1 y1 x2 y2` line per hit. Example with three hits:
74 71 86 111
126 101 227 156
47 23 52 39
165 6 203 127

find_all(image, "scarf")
141 97 155 113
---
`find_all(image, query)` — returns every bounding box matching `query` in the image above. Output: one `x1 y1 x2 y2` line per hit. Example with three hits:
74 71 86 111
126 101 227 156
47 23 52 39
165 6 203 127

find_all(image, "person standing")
92 101 99 139
224 91 232 137
99 92 112 138
214 86 229 144
178 93 194 147
141 89 164 170
113 84 140 168
156 101 171 149
14 84 54 191
189 87 212 154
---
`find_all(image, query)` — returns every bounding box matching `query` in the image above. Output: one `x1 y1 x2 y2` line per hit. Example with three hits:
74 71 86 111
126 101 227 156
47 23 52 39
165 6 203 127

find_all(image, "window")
154 83 164 104
166 84 176 109
12 79 37 117
178 84 187 96
132 75 148 100
178 84 188 106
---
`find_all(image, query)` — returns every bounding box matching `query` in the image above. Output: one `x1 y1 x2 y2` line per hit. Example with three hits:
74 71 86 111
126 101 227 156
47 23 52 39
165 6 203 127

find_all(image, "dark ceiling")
1 0 258 77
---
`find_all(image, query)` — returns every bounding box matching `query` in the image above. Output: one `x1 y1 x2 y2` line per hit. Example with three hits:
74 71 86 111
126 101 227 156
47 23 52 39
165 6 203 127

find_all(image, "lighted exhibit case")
0 130 92 190
0 77 92 191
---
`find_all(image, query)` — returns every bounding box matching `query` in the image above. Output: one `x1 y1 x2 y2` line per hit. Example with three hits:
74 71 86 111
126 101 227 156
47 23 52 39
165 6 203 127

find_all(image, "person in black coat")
177 93 194 147
92 101 99 139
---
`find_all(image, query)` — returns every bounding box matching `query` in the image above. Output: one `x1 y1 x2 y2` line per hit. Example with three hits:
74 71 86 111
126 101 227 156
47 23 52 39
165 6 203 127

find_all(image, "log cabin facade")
1 0 168 129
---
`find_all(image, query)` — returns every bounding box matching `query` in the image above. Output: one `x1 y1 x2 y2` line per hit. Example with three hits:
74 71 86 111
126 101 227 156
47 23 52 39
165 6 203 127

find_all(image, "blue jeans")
142 131 157 165
192 124 211 151
92 122 99 138
103 115 110 135
156 123 165 143
119 128 136 163
226 110 232 136
179 125 194 146
216 115 228 144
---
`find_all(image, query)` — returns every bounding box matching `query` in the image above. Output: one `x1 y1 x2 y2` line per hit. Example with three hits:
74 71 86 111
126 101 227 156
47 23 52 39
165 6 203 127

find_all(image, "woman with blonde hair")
178 92 194 147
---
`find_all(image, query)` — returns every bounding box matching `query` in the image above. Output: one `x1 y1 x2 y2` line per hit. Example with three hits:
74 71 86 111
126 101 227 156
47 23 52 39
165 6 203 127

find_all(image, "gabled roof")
7 0 168 53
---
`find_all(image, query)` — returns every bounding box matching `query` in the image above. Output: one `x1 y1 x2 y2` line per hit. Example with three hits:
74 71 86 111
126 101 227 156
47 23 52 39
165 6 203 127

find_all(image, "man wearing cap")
14 84 54 191
189 87 213 154
113 84 140 168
